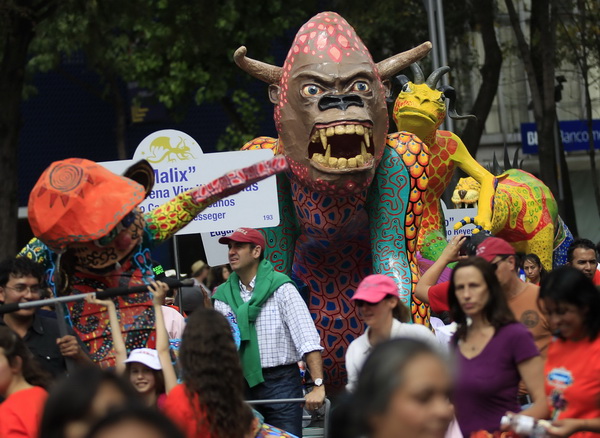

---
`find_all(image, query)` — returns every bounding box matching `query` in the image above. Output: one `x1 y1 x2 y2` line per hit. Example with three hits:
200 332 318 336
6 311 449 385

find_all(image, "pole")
424 0 440 70
172 235 184 312
0 278 194 314
53 252 75 373
435 0 454 133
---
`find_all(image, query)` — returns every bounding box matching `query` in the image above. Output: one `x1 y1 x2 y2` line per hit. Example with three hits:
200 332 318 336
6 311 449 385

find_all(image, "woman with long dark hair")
0 325 50 438
163 307 297 438
538 266 600 437
448 257 547 436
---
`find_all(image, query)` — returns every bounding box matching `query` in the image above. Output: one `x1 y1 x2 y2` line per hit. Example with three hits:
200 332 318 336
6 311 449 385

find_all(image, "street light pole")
424 0 454 132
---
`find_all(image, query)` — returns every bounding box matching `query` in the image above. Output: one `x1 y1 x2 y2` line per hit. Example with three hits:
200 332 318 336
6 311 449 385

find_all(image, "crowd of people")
0 226 599 438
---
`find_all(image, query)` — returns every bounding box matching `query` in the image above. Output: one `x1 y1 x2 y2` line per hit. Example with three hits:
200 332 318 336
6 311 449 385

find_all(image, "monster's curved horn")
410 63 425 84
234 46 282 84
439 85 477 121
377 42 432 80
426 66 451 89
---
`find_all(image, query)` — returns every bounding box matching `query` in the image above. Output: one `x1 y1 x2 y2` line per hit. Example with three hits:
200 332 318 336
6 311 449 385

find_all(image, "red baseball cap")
218 227 266 249
476 237 515 262
352 274 398 303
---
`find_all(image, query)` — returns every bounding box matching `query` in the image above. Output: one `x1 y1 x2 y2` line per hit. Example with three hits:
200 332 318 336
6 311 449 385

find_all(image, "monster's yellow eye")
301 85 324 96
402 83 412 92
351 81 370 92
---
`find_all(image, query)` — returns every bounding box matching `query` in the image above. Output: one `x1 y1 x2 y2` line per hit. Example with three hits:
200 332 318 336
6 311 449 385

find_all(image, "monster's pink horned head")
235 12 431 196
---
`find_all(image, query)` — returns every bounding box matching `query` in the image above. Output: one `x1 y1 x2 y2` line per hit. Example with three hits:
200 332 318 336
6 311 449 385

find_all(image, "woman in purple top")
448 257 548 437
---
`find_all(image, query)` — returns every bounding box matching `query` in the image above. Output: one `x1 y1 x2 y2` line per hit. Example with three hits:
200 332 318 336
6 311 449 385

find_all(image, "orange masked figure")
21 157 286 368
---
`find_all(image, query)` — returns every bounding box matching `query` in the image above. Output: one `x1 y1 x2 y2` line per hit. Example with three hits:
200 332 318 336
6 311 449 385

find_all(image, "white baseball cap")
123 348 162 370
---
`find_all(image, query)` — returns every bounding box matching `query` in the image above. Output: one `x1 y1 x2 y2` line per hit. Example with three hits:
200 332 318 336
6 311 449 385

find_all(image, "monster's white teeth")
320 130 328 150
312 152 374 169
312 124 371 142
310 125 373 169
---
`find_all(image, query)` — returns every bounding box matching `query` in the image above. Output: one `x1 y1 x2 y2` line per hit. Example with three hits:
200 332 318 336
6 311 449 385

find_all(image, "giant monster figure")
20 156 286 368
234 11 432 388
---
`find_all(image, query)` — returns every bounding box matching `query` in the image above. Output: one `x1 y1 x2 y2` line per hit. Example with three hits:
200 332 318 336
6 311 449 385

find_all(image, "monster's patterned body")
243 133 430 387
452 170 573 270
235 11 433 389
420 131 460 255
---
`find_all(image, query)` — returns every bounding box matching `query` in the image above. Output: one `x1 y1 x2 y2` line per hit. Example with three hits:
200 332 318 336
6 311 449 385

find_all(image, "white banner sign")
101 130 280 236
201 230 235 266
441 200 478 240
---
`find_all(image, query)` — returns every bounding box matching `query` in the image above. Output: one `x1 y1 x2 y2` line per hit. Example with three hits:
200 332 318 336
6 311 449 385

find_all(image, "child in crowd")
86 281 177 408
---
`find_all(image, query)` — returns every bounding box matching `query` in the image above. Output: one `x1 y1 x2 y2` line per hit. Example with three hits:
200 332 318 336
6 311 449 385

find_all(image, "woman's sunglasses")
354 296 390 307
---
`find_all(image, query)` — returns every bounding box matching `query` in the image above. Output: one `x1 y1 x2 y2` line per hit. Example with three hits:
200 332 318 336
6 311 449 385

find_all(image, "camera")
459 233 491 256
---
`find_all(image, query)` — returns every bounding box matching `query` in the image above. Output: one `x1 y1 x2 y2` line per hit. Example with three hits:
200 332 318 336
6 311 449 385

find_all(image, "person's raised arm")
85 294 127 374
414 235 466 304
149 281 178 394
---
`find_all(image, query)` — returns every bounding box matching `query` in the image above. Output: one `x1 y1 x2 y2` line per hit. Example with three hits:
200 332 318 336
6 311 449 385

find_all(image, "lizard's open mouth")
307 121 375 173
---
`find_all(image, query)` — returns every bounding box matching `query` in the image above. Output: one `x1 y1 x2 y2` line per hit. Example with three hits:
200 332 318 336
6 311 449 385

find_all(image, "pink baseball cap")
476 237 515 262
352 274 398 303
218 227 266 249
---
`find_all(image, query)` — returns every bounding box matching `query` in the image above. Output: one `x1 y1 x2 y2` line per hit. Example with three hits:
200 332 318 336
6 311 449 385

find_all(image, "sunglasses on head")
490 254 511 268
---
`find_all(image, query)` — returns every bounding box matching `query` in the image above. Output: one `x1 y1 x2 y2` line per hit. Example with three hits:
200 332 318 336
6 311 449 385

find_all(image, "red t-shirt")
163 383 212 438
0 386 48 438
593 270 600 286
545 336 600 438
428 281 450 314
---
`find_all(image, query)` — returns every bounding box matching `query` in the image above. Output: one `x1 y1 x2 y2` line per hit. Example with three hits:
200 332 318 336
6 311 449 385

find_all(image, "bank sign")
521 120 600 154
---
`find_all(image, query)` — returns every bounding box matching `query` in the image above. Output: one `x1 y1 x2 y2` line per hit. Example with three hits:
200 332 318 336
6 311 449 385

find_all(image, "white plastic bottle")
500 414 551 437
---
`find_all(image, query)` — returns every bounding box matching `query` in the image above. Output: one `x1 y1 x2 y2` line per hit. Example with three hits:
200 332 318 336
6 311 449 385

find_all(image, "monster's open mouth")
395 108 437 124
308 121 375 172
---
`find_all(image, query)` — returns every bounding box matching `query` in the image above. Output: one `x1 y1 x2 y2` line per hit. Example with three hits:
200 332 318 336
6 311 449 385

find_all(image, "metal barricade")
246 397 330 438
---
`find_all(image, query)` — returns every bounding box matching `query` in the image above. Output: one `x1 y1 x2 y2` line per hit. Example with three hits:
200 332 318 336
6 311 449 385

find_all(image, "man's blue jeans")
246 363 304 437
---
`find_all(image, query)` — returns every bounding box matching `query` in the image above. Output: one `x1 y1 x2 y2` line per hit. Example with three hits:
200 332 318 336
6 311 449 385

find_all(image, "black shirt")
1 312 88 379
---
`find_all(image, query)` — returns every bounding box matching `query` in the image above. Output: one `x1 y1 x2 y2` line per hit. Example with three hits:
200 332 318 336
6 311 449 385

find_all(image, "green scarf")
212 259 292 387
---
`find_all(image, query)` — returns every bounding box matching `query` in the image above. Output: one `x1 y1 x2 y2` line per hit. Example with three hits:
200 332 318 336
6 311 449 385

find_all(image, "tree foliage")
24 1 318 157
0 0 317 257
